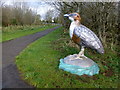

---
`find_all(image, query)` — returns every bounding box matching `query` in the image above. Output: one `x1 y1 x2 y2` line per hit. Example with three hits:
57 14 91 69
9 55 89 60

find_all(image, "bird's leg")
69 46 85 60
78 46 85 58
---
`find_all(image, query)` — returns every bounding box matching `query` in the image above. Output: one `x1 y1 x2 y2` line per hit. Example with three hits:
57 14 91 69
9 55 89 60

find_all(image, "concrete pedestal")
59 54 99 76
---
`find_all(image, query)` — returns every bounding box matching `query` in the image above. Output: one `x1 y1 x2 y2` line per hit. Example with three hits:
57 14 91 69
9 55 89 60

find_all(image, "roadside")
2 26 60 88
2 25 57 42
16 27 119 88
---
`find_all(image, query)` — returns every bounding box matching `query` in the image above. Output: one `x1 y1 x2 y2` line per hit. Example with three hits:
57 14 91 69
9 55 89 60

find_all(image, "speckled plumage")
73 24 104 54
64 13 104 54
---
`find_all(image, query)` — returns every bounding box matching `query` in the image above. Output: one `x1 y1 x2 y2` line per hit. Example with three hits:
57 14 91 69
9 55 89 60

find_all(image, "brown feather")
72 34 81 45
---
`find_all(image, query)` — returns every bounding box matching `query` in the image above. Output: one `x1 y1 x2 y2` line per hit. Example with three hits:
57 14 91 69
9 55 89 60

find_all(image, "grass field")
16 27 119 88
2 25 57 42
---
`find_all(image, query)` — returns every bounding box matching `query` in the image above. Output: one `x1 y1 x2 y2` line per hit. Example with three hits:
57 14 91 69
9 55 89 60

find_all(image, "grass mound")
16 27 119 88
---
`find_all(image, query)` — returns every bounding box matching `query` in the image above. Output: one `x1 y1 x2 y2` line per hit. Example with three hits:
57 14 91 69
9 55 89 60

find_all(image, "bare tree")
44 9 54 23
51 1 118 49
2 2 40 26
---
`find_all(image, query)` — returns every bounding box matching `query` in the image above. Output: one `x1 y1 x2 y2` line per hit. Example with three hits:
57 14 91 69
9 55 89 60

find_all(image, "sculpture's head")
64 13 81 22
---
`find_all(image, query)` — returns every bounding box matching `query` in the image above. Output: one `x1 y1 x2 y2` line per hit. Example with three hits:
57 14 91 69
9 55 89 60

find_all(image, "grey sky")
4 0 59 20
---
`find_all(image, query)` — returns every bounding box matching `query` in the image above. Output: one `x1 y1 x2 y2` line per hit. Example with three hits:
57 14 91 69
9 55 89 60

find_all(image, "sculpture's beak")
64 14 69 17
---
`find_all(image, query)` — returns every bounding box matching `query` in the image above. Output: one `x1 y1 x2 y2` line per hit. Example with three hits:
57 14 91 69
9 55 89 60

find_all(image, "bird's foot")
78 49 85 59
72 54 85 60
78 54 85 59
66 53 85 61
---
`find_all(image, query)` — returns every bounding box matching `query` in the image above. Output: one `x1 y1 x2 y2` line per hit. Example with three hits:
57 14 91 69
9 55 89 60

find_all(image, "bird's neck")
69 20 80 38
71 20 80 26
70 20 81 29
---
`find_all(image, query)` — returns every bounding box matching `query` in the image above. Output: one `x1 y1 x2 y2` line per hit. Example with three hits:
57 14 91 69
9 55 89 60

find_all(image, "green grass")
16 27 119 88
0 30 2 42
2 25 57 42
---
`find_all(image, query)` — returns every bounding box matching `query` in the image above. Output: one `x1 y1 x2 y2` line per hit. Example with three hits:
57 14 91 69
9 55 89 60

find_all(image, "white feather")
69 21 78 38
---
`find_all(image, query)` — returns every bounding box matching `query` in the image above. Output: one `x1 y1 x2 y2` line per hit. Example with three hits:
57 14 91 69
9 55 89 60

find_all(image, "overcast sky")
4 0 59 20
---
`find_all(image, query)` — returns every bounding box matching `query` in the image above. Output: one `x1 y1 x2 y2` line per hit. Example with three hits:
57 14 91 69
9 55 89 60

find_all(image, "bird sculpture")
64 13 104 59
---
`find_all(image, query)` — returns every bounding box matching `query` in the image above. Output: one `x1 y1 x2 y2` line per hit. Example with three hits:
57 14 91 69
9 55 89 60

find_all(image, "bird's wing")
73 24 104 53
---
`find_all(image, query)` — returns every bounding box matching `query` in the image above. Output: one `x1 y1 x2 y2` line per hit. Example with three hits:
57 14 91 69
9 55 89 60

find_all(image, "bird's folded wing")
73 25 102 49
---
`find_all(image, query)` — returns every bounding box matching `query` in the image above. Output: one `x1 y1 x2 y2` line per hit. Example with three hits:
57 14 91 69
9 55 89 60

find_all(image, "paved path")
2 26 60 88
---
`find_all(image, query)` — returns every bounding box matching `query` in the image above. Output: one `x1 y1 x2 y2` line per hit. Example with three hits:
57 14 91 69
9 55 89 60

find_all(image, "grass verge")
2 25 57 42
16 27 119 88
